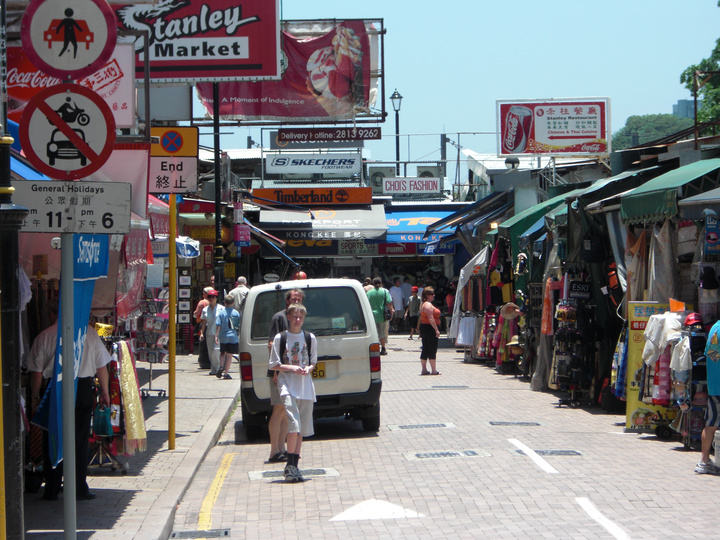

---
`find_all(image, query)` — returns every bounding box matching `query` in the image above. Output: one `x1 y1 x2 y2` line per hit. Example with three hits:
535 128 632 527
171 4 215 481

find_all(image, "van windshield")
250 286 367 341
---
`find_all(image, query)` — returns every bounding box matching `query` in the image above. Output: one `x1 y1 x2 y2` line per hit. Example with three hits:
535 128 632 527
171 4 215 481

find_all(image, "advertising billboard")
497 98 610 157
196 19 382 124
265 153 362 175
114 0 281 83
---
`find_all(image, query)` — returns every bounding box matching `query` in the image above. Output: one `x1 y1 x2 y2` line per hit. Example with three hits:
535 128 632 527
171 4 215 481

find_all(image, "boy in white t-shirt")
269 303 317 482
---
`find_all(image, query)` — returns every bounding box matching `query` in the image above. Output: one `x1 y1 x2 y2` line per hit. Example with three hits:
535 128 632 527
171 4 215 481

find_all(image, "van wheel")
241 399 265 440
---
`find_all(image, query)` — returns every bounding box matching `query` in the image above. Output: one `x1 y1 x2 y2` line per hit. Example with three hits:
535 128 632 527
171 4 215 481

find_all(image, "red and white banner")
114 0 280 83
7 44 136 128
196 20 375 122
497 99 610 156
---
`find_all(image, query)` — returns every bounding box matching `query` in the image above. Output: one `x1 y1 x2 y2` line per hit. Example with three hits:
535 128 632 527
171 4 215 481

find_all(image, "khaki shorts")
269 376 282 406
376 321 389 340
283 394 314 437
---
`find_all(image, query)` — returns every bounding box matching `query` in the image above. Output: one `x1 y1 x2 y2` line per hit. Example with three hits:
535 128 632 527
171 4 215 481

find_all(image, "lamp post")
390 89 403 175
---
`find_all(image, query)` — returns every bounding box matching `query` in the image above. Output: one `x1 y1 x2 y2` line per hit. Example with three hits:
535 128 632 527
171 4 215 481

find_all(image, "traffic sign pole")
0 134 28 540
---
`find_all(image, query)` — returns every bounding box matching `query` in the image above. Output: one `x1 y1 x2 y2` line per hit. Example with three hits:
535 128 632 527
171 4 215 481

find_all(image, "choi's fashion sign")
114 0 281 82
497 98 610 157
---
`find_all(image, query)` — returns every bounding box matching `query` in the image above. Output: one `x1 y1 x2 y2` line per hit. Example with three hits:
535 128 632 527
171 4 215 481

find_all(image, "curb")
137 387 241 540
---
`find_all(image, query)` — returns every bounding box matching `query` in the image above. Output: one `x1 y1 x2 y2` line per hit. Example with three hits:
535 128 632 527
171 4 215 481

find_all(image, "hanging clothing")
647 220 676 303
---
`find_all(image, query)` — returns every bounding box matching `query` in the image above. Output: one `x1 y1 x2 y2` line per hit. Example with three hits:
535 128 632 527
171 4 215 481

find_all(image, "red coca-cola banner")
196 20 375 122
497 99 610 157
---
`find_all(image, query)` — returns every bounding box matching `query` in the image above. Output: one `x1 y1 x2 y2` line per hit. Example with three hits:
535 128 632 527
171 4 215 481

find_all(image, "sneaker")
380 348 388 356
223 373 232 380
695 460 720 474
268 452 287 463
284 465 300 483
216 368 224 379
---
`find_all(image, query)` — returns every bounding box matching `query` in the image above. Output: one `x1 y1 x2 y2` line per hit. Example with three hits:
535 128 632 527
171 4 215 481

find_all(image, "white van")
238 278 382 439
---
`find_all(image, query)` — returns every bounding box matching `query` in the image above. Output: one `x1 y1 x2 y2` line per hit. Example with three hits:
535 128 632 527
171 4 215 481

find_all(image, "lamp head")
505 156 520 171
390 89 403 112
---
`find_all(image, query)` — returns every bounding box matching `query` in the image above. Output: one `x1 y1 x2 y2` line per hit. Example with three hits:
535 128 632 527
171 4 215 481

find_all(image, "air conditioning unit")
368 166 396 194
417 165 441 178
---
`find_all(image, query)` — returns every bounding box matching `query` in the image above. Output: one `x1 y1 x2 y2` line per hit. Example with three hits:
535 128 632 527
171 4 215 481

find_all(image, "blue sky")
196 0 720 178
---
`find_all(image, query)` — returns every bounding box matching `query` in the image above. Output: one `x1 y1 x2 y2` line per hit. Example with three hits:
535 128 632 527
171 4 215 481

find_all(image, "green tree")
612 114 693 150
680 1 720 123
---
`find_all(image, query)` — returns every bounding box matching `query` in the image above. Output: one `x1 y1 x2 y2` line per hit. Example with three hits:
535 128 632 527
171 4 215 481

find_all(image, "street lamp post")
390 89 403 176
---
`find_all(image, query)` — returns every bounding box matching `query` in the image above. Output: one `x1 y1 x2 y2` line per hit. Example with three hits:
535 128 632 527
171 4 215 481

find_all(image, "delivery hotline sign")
497 98 610 157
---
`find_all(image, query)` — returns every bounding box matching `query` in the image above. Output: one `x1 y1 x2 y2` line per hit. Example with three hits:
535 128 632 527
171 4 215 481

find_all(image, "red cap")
207 289 218 297
685 312 703 327
411 286 419 292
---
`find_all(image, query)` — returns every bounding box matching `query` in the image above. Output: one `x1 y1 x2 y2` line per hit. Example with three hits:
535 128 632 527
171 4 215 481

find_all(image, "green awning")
620 159 720 224
497 187 587 262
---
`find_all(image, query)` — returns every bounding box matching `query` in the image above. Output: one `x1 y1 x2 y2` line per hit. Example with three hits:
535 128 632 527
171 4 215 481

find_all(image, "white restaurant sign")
497 98 610 157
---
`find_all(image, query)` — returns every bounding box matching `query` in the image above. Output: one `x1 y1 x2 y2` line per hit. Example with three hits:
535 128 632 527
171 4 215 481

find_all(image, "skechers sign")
265 153 362 175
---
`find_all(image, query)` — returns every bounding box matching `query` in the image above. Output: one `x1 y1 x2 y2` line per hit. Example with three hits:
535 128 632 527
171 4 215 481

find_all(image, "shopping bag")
93 405 113 438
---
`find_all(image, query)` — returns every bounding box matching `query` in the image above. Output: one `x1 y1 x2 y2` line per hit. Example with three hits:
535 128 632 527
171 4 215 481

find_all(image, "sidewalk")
23 352 240 540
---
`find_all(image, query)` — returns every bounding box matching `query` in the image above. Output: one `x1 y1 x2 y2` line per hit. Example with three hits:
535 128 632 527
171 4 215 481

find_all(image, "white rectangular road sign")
12 180 131 234
149 156 198 193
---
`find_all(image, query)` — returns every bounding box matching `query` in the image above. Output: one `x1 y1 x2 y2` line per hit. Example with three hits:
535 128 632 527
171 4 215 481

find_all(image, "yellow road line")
197 452 237 531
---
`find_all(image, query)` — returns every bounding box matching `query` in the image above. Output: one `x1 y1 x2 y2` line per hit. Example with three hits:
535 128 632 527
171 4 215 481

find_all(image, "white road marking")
329 499 425 521
508 438 559 474
576 497 632 540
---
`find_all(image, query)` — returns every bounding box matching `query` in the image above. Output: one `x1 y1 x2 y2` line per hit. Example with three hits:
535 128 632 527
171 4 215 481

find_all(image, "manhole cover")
515 449 582 456
404 448 491 461
171 530 230 539
488 421 541 427
392 422 455 430
248 467 339 481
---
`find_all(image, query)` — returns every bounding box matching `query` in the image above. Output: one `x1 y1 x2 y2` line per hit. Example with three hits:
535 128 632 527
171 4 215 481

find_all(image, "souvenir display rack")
136 287 169 398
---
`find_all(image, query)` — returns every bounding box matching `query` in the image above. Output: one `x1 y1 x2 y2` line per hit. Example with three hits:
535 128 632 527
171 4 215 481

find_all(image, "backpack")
278 330 313 364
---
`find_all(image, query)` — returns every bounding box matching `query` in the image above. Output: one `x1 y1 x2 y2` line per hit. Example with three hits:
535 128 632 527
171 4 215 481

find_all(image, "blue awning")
11 154 51 181
383 209 454 243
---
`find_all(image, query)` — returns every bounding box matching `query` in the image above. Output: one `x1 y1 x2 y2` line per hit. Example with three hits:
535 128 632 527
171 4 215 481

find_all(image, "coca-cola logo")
6 68 62 89
581 143 602 153
504 114 519 150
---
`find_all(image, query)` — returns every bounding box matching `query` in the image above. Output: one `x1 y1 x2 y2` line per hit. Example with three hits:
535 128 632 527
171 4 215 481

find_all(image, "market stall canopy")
448 245 489 340
259 205 386 240
423 190 514 238
497 188 587 259
678 185 720 220
620 158 720 224
576 166 660 209
383 208 455 243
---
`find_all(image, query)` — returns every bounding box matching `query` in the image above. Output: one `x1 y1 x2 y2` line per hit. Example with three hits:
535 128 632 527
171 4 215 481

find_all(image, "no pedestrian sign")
19 83 116 180
12 180 131 234
21 0 117 80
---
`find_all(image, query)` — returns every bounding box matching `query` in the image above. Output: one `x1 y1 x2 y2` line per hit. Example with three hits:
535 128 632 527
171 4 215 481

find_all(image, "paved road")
170 335 720 539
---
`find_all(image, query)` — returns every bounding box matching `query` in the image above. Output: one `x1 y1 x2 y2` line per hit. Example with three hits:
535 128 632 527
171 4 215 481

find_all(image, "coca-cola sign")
7 45 135 128
497 99 610 157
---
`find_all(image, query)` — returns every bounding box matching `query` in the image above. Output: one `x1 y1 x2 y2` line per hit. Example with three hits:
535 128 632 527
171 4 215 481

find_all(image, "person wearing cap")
214 294 240 380
698 317 720 474
199 289 223 376
404 286 421 340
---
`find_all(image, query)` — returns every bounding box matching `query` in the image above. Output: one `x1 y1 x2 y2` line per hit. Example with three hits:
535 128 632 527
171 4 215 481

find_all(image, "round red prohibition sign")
21 0 117 81
19 83 116 180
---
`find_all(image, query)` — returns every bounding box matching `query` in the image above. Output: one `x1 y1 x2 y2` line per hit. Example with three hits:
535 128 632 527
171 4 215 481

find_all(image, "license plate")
311 362 325 379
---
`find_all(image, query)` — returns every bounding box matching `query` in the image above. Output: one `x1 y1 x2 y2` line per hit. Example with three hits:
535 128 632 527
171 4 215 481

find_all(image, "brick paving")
23 333 720 538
